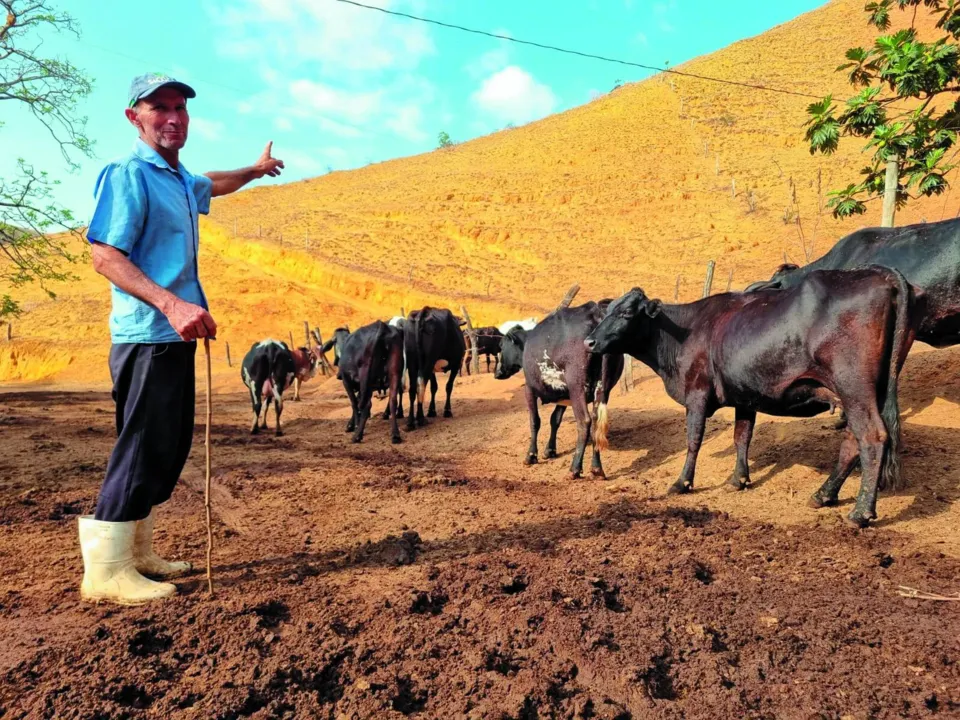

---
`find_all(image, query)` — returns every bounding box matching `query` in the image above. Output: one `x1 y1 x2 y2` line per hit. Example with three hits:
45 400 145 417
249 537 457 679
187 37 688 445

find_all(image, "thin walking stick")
203 337 214 595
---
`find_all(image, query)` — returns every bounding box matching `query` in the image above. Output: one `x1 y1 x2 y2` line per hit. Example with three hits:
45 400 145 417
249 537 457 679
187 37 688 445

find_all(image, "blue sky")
3 0 827 223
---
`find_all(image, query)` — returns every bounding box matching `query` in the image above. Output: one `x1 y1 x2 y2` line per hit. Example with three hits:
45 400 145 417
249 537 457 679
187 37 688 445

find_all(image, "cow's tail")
878 266 911 492
592 354 614 452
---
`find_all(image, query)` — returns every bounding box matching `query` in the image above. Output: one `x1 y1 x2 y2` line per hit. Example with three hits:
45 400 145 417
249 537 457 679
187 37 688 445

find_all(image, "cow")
321 326 352 372
290 339 321 401
405 307 466 429
462 326 503 375
585 267 916 527
240 340 298 436
746 217 956 347
495 302 624 480
331 320 404 444
497 317 538 335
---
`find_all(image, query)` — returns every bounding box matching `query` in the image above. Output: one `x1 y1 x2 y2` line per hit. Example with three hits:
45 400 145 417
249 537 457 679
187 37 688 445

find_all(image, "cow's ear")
644 299 663 318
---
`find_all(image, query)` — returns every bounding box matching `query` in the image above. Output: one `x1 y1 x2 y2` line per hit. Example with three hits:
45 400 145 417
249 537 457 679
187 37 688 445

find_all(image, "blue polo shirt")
87 139 213 344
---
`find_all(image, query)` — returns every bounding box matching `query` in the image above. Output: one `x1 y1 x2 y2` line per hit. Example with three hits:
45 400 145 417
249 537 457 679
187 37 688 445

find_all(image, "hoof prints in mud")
128 628 173 657
249 600 290 629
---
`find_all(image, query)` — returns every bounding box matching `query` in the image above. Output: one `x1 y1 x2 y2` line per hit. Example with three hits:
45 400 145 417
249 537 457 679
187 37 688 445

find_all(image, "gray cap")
128 72 196 108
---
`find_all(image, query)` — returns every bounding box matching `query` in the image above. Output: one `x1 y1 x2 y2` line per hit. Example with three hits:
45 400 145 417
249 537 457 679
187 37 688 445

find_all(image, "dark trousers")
95 342 196 522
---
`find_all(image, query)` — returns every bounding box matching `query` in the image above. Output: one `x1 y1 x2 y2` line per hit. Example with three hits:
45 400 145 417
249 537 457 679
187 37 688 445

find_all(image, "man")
81 73 284 605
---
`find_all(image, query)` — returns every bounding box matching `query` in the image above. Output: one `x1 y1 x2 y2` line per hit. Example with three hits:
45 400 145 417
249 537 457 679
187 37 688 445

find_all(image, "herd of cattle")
240 216 960 527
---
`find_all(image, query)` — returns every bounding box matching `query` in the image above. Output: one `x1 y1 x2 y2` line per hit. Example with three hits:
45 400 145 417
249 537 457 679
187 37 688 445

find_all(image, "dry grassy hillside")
4 0 957 385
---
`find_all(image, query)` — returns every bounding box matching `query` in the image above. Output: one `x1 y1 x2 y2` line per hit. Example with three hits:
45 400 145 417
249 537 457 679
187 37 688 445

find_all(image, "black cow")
405 307 466 429
746 217 957 346
462 327 504 375
327 321 404 444
241 340 297 436
585 268 915 527
322 326 352 371
495 302 625 479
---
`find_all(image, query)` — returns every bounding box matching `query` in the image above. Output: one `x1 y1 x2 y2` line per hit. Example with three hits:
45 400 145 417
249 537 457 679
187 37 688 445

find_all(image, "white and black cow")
241 339 298 436
497 317 538 335
495 302 624 479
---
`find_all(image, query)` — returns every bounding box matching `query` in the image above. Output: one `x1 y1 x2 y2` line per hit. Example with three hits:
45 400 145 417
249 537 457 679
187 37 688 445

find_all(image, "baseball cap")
128 72 196 108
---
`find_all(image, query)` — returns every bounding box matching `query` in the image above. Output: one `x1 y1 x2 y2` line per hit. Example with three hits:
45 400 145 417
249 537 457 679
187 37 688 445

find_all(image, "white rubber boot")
134 509 192 579
79 515 176 605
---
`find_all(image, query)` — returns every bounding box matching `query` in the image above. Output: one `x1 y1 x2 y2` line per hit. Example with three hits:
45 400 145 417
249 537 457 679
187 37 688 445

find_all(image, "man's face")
125 86 189 152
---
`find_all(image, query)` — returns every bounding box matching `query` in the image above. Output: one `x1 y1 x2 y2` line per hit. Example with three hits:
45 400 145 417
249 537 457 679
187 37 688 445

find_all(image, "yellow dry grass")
3 0 955 385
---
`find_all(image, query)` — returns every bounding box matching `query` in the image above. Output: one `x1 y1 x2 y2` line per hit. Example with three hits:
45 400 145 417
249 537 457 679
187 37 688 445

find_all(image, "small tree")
437 130 454 149
805 0 960 219
0 1 93 319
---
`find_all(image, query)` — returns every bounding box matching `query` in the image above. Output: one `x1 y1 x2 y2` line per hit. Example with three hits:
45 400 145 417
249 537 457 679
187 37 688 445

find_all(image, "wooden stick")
556 284 580 312
460 305 480 375
897 585 960 601
203 338 214 596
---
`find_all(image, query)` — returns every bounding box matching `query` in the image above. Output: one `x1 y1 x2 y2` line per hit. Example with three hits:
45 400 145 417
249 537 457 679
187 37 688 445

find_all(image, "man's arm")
204 141 284 197
91 243 217 341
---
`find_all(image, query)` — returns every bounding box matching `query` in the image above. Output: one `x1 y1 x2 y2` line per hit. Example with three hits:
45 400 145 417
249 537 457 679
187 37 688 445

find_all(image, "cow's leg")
427 374 439 418
293 377 301 401
545 405 566 459
272 383 285 437
388 367 402 445
839 395 888 528
486 354 491 373
352 368 374 443
668 396 708 494
415 373 428 427
443 365 460 418
726 407 757 491
261 395 271 430
524 385 540 466
809 429 860 509
589 404 606 480
344 379 359 434
568 387 593 480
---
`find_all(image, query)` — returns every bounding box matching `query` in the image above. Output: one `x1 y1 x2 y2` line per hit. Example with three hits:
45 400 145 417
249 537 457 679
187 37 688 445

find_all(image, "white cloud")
465 48 510 79
471 66 557 125
289 80 382 125
190 117 225 141
212 0 435 72
653 1 677 33
275 116 293 131
385 104 428 142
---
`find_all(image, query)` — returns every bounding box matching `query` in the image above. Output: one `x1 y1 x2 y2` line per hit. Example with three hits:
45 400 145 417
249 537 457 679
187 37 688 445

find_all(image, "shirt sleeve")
192 174 213 215
86 162 147 254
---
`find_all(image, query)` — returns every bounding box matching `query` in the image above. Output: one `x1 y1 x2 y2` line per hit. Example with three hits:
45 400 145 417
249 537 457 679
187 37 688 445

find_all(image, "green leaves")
809 1 960 218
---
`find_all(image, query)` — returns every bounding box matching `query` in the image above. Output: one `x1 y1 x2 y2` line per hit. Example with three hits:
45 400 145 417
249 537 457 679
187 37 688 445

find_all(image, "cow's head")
585 287 661 355
494 326 527 380
292 346 320 379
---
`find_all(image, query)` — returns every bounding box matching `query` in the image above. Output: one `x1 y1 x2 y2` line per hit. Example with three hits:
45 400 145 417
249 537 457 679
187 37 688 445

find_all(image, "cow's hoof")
392 435 402 445
544 449 558 460
524 455 538 466
427 409 437 418
405 423 416 432
275 430 284 438
250 427 260 436
443 409 453 418
844 511 873 529
351 435 363 444
590 468 607 480
381 412 390 421
807 493 837 509
417 418 427 428
724 476 748 493
667 480 693 495
567 471 583 481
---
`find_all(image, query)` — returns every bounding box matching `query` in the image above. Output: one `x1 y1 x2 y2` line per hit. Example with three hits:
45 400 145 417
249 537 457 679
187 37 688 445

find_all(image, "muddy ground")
1 345 959 719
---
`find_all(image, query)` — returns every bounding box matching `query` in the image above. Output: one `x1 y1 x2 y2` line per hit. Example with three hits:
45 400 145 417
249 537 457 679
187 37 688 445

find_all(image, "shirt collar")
133 138 186 174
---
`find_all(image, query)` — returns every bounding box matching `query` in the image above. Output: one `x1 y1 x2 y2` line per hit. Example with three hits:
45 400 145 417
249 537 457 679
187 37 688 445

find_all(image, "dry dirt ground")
1 344 959 719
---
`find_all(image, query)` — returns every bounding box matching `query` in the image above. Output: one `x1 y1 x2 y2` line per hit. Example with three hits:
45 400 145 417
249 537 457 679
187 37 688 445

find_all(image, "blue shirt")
87 139 213 344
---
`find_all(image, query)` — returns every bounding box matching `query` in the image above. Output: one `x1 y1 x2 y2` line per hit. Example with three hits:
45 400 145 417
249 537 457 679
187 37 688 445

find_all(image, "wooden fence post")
726 268 734 292
288 331 294 348
556 284 580 311
674 275 681 302
5 323 10 341
460 305 480 375
312 328 333 376
225 342 232 367
303 320 311 349
881 155 899 227
702 260 716 298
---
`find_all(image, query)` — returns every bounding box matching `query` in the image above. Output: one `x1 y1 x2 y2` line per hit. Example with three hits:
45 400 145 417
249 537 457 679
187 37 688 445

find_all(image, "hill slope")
4 0 955 385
